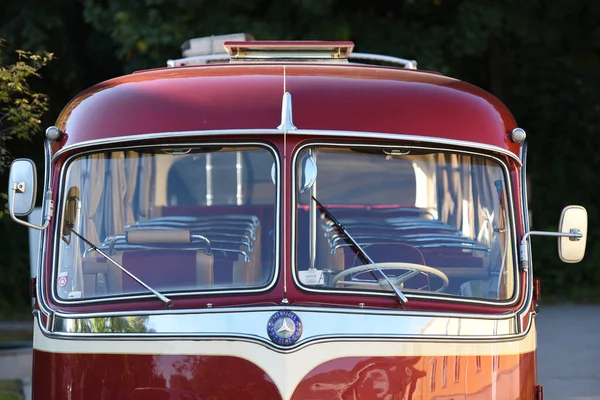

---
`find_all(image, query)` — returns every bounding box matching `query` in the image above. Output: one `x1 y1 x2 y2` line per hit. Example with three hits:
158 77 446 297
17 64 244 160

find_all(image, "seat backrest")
82 229 214 297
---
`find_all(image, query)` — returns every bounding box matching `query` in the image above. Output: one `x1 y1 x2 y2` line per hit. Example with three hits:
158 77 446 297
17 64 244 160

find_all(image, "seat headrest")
126 229 191 244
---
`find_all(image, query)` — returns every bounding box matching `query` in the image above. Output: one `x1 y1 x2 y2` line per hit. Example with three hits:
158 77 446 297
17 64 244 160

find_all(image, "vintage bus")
8 34 587 399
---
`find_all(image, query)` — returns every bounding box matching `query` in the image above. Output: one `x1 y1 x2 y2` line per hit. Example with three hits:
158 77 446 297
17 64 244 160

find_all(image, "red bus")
8 34 587 399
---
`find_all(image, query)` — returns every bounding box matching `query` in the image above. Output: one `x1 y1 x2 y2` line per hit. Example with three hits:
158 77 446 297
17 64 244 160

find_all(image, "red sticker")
58 273 68 288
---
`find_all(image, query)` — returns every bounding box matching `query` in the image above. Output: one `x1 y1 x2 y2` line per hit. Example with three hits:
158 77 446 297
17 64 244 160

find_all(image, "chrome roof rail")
167 34 418 69
350 53 417 70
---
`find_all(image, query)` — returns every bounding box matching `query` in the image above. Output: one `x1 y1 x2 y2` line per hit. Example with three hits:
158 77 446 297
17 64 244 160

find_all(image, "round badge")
266 311 303 346
58 275 68 288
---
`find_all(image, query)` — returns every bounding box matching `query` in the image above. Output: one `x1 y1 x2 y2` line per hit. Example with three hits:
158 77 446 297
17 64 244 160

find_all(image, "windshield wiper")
312 197 408 304
69 229 172 306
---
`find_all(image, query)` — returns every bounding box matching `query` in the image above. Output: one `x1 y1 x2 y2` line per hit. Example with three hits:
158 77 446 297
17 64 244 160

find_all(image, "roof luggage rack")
167 33 417 69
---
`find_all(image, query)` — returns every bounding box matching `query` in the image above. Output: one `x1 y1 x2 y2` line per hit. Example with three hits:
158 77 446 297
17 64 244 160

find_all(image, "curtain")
82 154 106 245
437 153 462 230
124 152 140 225
108 151 127 235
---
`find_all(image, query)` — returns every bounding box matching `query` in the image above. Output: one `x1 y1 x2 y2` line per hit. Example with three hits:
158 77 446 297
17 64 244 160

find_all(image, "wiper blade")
70 229 172 306
312 197 408 304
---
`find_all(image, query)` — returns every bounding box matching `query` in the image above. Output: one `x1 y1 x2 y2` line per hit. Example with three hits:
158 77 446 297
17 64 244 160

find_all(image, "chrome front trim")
44 141 281 307
291 142 521 307
52 129 522 166
44 306 519 348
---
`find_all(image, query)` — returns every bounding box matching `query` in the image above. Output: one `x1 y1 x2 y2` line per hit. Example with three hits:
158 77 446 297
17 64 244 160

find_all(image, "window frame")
51 141 282 305
291 141 520 306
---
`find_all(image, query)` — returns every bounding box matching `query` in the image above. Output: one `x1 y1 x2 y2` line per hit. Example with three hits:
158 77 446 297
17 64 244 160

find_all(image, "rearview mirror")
62 187 81 243
298 152 317 193
558 205 587 263
8 159 37 216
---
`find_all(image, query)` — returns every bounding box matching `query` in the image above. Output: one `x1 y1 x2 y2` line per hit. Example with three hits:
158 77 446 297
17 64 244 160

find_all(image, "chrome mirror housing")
298 152 317 194
558 205 587 263
8 159 37 216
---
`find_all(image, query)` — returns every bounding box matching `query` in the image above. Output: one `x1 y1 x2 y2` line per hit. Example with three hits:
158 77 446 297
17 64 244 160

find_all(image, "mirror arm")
9 184 53 231
519 230 583 270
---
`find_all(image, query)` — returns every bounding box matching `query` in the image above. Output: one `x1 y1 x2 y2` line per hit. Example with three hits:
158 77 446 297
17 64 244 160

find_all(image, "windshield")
295 145 515 301
56 145 278 301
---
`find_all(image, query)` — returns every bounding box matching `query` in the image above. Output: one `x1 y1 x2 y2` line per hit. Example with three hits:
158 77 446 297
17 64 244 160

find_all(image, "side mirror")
558 205 587 263
8 159 37 216
62 187 81 243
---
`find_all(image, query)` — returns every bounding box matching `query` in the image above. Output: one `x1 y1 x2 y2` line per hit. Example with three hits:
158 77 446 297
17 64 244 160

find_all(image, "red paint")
292 353 536 400
31 351 536 399
53 64 519 156
33 351 280 399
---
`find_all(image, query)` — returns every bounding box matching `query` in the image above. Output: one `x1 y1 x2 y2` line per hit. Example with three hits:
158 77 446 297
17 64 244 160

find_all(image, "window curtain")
82 154 106 245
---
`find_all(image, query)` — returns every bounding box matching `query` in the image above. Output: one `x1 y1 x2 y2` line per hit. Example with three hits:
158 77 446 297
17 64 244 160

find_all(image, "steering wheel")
331 262 449 292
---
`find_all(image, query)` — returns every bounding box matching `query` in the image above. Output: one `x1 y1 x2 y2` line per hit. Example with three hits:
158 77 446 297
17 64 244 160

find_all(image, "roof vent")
224 41 354 61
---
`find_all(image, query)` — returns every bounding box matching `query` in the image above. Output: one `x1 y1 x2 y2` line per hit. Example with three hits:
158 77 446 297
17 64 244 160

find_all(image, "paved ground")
537 305 600 400
1 305 599 399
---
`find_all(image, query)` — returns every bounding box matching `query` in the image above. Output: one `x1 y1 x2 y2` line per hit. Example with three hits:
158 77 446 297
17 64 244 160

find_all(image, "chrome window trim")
291 141 521 306
46 141 281 306
52 129 522 166
518 142 534 327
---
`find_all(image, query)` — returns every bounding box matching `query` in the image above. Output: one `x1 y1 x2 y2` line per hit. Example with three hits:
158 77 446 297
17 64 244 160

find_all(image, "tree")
0 41 53 174
0 40 53 317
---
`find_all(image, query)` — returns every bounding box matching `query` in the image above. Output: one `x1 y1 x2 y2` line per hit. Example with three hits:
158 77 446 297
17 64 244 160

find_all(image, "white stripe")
34 321 536 400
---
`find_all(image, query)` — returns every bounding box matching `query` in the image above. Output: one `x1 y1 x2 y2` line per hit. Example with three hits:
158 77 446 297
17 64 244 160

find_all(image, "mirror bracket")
15 182 26 193
568 228 583 241
519 230 583 271
9 188 53 231
520 204 587 270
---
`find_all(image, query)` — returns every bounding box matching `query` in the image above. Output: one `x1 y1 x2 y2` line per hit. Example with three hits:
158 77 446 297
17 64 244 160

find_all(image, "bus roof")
54 62 520 157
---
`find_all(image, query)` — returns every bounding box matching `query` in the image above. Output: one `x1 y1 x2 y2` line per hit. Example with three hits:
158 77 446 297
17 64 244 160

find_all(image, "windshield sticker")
57 272 68 288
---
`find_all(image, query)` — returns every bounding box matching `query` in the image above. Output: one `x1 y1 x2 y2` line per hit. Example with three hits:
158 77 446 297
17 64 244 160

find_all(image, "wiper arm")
70 229 172 306
312 197 408 304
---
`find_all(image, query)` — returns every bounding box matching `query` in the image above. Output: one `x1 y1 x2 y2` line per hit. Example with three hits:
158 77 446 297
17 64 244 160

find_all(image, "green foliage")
0 42 53 173
0 380 23 400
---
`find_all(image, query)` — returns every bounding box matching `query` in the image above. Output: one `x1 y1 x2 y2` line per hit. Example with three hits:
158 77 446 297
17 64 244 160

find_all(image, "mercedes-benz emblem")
267 311 303 346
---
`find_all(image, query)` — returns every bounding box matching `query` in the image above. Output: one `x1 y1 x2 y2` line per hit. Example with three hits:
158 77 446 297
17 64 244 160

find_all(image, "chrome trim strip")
52 129 522 166
34 318 537 369
34 140 53 318
291 142 521 307
518 142 534 327
43 306 518 347
44 141 281 307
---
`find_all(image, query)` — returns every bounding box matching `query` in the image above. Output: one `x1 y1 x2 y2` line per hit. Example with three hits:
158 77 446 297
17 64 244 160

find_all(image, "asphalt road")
537 305 600 400
1 305 599 400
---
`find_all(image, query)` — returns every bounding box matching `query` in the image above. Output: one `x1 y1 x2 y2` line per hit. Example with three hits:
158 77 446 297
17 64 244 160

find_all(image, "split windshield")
295 145 515 301
56 145 278 301
55 142 515 303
